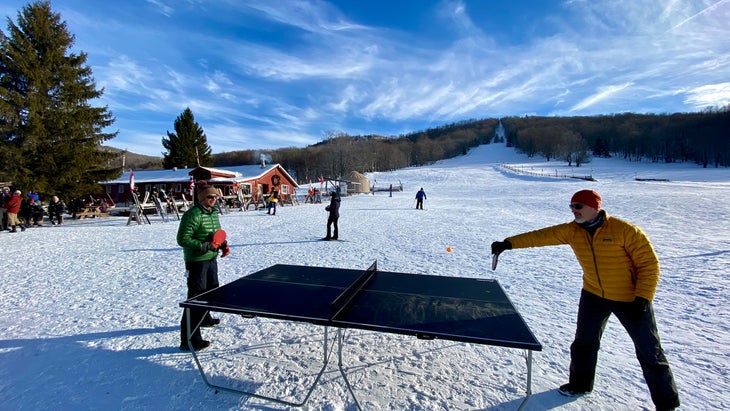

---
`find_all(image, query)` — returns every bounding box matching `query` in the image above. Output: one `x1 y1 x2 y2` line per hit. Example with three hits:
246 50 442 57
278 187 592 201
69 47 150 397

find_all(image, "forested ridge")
207 109 729 183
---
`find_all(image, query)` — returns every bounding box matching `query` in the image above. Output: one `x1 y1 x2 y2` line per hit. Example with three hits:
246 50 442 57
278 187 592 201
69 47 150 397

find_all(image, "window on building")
241 183 251 195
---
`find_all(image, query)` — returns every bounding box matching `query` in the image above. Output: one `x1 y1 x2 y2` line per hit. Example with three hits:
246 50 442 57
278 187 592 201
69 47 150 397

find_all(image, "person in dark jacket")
415 187 427 209
322 189 341 240
176 182 231 351
491 190 679 410
27 192 44 226
0 187 10 230
48 196 66 225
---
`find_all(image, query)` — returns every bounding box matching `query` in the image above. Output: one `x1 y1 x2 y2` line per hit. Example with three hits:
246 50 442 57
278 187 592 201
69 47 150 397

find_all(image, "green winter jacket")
176 203 222 262
506 212 660 302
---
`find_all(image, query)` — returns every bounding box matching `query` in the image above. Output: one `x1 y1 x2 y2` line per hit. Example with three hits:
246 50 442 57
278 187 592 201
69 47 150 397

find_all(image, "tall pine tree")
0 1 117 199
162 107 212 168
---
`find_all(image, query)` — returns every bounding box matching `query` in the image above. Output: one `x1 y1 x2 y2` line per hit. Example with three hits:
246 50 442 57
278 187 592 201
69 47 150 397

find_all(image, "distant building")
100 164 298 205
345 171 371 194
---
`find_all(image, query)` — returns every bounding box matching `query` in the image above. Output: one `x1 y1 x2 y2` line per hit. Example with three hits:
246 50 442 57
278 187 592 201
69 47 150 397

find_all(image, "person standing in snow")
5 190 24 232
491 189 679 411
267 189 278 215
0 187 10 231
322 188 340 240
415 187 427 209
176 182 230 351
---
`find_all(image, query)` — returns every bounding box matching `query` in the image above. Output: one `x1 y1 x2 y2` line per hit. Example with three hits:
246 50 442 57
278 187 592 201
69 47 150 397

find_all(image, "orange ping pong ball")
446 247 452 252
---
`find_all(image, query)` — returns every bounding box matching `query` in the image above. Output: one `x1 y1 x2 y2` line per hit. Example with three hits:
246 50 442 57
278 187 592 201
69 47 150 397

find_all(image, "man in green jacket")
177 182 230 351
491 190 679 411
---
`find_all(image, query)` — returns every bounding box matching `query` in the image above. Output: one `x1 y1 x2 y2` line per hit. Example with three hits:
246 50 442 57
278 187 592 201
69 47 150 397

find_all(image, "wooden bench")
76 206 109 220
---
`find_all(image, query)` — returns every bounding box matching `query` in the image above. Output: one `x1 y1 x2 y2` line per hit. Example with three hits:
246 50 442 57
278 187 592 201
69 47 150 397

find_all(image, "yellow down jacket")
506 212 660 302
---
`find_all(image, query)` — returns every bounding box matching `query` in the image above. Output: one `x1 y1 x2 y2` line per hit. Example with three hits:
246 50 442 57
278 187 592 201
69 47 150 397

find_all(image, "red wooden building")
100 164 298 206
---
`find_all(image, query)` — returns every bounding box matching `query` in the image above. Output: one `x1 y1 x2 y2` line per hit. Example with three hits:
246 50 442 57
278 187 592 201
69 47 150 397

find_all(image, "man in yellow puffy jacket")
491 190 679 411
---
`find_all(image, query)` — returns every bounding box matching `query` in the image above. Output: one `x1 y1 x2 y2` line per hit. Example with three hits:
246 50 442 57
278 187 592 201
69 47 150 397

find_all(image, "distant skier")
322 188 341 240
491 190 679 410
415 188 427 210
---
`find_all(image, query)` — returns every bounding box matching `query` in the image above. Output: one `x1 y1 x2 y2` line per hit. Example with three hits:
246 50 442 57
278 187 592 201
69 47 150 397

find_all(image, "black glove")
628 297 649 323
200 241 217 252
491 240 512 255
325 206 330 211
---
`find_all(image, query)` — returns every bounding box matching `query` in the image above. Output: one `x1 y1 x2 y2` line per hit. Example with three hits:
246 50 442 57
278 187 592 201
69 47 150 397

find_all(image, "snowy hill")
1 142 728 410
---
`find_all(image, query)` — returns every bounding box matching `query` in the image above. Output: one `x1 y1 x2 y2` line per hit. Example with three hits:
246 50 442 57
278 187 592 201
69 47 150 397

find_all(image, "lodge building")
100 164 298 206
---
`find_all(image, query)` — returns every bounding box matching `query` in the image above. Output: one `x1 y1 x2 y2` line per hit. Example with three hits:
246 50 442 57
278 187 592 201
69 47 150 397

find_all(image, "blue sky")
2 0 729 156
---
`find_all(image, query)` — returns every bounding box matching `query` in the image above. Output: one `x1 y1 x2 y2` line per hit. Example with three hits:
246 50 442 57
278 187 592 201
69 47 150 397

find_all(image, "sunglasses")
569 203 584 210
206 195 218 199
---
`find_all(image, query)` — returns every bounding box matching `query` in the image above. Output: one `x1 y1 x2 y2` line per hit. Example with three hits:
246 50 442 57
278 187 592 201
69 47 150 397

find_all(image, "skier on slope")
415 187 427 209
491 190 679 411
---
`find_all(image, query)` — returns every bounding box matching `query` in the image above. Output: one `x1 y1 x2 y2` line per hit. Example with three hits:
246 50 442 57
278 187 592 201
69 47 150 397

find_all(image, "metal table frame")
184 309 536 410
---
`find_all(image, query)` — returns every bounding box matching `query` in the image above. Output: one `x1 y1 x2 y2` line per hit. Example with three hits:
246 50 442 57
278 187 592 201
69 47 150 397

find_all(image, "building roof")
103 164 296 185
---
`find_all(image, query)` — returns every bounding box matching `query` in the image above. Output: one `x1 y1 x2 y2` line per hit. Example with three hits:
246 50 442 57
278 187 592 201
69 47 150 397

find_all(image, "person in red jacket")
491 190 679 411
5 190 25 233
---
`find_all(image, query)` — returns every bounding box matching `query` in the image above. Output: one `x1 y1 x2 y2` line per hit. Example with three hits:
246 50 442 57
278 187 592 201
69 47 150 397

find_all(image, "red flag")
129 170 135 192
189 177 195 196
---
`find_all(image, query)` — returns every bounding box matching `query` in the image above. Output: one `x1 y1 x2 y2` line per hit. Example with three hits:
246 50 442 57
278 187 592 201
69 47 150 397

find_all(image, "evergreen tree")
161 107 212 168
0 1 117 199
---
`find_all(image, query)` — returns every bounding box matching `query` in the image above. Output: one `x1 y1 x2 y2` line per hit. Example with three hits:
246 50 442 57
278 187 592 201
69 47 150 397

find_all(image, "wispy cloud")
683 82 730 108
669 0 730 30
2 0 728 155
570 83 634 111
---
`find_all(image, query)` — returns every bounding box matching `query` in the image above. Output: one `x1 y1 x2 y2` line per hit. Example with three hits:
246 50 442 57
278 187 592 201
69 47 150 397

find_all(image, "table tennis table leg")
516 349 534 411
336 328 362 411
185 315 334 408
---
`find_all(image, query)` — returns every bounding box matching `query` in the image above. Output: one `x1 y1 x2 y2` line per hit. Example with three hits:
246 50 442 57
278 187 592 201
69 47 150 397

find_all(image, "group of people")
0 188 67 232
175 182 679 410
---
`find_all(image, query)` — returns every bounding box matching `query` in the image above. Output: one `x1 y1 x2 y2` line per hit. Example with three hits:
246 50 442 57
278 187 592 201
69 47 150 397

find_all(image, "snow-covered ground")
1 142 728 410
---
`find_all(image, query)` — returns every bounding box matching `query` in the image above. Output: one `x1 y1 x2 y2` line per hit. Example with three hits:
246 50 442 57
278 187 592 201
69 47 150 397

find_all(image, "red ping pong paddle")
211 229 226 249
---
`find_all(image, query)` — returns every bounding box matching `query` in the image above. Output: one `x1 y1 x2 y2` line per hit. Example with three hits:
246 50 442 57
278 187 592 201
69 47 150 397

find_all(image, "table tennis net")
329 260 377 320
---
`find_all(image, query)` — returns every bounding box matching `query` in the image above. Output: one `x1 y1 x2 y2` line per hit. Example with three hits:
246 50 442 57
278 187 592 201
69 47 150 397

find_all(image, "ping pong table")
180 261 542 410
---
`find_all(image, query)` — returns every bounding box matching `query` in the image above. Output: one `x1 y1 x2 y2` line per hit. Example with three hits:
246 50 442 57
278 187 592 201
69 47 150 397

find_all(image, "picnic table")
75 205 108 220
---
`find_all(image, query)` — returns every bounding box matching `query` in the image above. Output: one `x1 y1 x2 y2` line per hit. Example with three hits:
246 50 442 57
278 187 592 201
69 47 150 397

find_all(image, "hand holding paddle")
490 240 512 271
